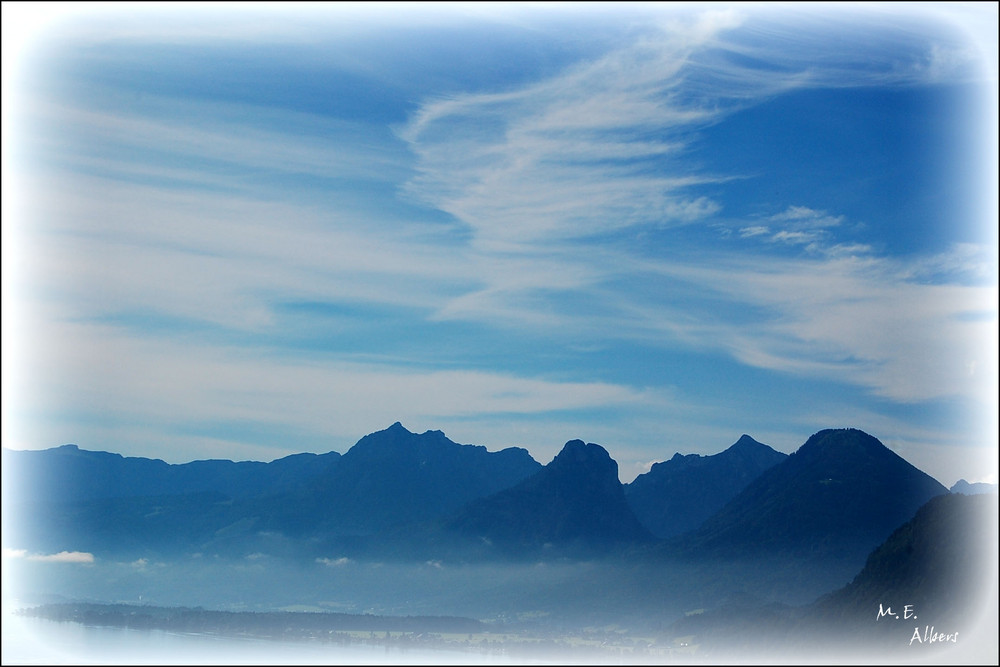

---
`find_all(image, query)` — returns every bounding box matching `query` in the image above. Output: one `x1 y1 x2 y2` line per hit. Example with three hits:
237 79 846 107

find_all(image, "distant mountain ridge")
1 423 544 558
3 425 956 573
6 424 994 661
624 434 787 538
950 478 998 495
1 444 342 505
262 422 542 536
670 428 949 566
445 439 653 557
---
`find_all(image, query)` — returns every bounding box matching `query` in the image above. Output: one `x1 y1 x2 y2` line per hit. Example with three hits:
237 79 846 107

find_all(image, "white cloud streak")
18 550 96 564
22 96 407 188
394 7 996 408
647 251 997 404
398 5 984 249
7 313 671 459
397 12 781 249
317 557 351 567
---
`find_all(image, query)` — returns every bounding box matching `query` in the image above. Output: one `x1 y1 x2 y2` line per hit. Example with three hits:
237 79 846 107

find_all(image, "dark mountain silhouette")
263 422 542 537
444 439 653 557
807 491 998 661
815 491 998 626
950 478 998 495
624 434 787 538
669 429 949 566
7 423 995 659
1 444 342 505
666 492 999 662
2 423 542 558
3 425 961 579
2 445 341 558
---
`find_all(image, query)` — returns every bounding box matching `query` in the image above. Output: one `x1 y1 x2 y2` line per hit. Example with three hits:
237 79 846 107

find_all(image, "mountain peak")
798 428 881 455
625 436 786 539
677 428 948 564
548 440 620 485
731 434 763 449
348 422 458 460
950 479 998 495
552 439 613 463
447 438 650 554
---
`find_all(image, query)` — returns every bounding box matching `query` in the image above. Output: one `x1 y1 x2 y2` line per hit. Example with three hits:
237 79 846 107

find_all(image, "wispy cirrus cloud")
738 226 770 239
317 557 351 567
398 12 756 249
398 6 981 251
394 8 995 414
7 313 673 461
647 248 996 404
737 206 850 251
18 96 410 192
3 549 96 564
769 206 843 227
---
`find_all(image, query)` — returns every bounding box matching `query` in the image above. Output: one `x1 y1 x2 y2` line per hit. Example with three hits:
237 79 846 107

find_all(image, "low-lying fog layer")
1 550 856 625
2 612 537 666
4 550 996 665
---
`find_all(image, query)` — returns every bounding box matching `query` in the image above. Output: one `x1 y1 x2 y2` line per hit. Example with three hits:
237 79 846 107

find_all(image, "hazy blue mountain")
265 422 543 538
670 429 949 566
7 423 991 650
3 445 171 505
624 434 787 538
3 425 957 574
445 439 653 557
1 444 341 558
3 423 542 558
950 478 998 495
1 444 342 505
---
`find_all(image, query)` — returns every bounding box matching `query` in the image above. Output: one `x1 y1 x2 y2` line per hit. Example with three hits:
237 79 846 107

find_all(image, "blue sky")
2 3 997 485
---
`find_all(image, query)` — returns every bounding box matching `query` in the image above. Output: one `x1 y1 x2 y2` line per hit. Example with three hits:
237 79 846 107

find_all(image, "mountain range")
4 423 994 662
1 443 343 504
665 428 949 564
950 478 998 495
253 422 542 538
445 439 653 557
0 425 968 570
624 434 787 539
